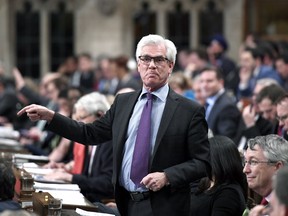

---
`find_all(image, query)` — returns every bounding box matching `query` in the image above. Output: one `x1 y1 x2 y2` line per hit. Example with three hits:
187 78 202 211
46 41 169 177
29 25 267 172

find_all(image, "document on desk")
33 175 68 183
0 138 20 146
76 208 114 216
24 167 54 175
14 153 49 162
34 182 80 191
36 189 92 207
0 127 20 139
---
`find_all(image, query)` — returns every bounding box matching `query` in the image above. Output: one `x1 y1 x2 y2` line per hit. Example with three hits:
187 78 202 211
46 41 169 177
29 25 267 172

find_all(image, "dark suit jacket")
47 88 211 216
207 91 242 143
242 116 273 139
190 183 246 216
114 74 141 93
0 200 21 212
72 141 114 203
0 89 19 123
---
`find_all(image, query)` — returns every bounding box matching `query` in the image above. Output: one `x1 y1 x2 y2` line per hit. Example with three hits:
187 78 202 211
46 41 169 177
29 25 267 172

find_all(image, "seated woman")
0 163 21 212
190 135 247 216
43 92 114 203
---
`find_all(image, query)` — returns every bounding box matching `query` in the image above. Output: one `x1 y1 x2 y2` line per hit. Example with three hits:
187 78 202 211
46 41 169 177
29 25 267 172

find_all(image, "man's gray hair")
135 34 177 64
247 134 288 166
74 92 110 115
273 167 288 206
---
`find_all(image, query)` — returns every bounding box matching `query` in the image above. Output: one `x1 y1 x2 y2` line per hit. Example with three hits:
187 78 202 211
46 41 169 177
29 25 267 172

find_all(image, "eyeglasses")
276 114 288 122
138 55 170 66
242 160 277 167
77 113 93 121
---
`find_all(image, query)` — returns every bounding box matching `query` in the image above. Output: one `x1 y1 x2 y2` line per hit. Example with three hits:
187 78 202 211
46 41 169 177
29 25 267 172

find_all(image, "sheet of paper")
14 154 49 162
24 167 54 175
22 162 39 168
33 175 67 184
34 182 80 191
0 138 20 146
76 208 115 216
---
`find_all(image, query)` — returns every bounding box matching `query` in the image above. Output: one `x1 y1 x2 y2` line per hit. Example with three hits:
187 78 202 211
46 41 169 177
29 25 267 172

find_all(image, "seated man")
248 166 288 216
276 94 288 140
0 163 21 212
43 92 114 203
243 134 288 207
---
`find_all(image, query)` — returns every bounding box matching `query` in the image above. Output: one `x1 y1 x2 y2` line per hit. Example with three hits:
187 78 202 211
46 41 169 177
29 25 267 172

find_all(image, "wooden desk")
13 156 98 213
13 166 34 210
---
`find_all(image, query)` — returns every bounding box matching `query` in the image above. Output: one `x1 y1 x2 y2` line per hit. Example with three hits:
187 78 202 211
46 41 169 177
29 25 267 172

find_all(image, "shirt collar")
206 88 225 106
140 83 169 102
265 192 272 203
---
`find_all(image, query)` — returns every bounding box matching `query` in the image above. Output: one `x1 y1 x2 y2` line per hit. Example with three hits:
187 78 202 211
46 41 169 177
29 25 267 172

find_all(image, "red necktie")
278 126 283 136
260 198 268 206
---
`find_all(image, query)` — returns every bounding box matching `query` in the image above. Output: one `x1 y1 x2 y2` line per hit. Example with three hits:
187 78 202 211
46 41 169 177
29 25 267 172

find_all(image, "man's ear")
275 161 284 170
219 78 224 86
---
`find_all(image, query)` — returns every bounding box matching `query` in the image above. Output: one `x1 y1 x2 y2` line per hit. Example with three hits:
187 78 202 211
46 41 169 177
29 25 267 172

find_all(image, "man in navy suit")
18 34 211 216
200 67 242 143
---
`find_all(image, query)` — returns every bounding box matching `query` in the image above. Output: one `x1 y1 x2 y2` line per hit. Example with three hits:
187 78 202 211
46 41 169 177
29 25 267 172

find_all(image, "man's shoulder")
216 91 237 106
114 90 140 102
169 91 203 111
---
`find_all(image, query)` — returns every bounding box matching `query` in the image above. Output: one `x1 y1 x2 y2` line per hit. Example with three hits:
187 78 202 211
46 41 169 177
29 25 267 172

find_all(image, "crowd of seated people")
1 33 288 215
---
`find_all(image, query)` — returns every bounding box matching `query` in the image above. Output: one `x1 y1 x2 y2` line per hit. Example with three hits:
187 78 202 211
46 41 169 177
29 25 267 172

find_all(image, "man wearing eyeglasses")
248 167 288 216
276 94 288 140
243 134 288 207
17 34 211 216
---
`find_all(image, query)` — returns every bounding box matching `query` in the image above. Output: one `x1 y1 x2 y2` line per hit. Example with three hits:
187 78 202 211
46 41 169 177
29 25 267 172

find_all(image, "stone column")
0 0 13 76
224 0 244 61
40 7 50 76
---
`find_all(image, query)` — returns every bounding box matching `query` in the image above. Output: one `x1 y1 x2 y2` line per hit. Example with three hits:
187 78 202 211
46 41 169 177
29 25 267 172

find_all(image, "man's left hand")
140 172 169 192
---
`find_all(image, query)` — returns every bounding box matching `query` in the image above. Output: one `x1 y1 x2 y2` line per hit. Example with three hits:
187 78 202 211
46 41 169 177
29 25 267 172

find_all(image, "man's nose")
243 163 250 173
279 120 284 127
148 59 157 67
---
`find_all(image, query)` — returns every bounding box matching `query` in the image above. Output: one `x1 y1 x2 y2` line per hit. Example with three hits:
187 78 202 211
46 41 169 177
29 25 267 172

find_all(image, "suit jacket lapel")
151 89 180 162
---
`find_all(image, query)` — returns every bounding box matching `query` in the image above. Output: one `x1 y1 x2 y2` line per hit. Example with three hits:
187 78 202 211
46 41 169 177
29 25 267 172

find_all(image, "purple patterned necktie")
130 92 153 187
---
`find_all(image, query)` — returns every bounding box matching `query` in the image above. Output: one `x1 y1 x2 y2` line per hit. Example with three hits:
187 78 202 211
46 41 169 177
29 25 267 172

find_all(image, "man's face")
78 56 93 72
208 40 223 54
243 145 277 196
75 107 97 123
240 51 255 71
269 191 287 216
46 82 59 102
276 100 288 131
258 98 277 122
276 59 288 79
193 80 206 106
200 70 223 98
137 44 173 92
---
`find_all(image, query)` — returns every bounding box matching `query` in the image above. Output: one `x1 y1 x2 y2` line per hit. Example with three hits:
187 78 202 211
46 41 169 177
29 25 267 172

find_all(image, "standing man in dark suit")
18 34 211 216
200 67 242 143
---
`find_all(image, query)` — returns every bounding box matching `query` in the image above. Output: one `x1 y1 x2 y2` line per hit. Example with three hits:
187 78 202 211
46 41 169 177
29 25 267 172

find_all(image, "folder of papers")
34 182 80 191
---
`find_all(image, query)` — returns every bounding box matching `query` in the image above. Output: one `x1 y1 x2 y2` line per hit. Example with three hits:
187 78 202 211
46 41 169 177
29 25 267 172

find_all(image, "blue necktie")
205 101 210 118
130 93 153 187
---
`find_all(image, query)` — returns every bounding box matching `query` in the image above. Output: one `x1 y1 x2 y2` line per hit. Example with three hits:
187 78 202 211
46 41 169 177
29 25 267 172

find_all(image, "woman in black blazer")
190 136 247 216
